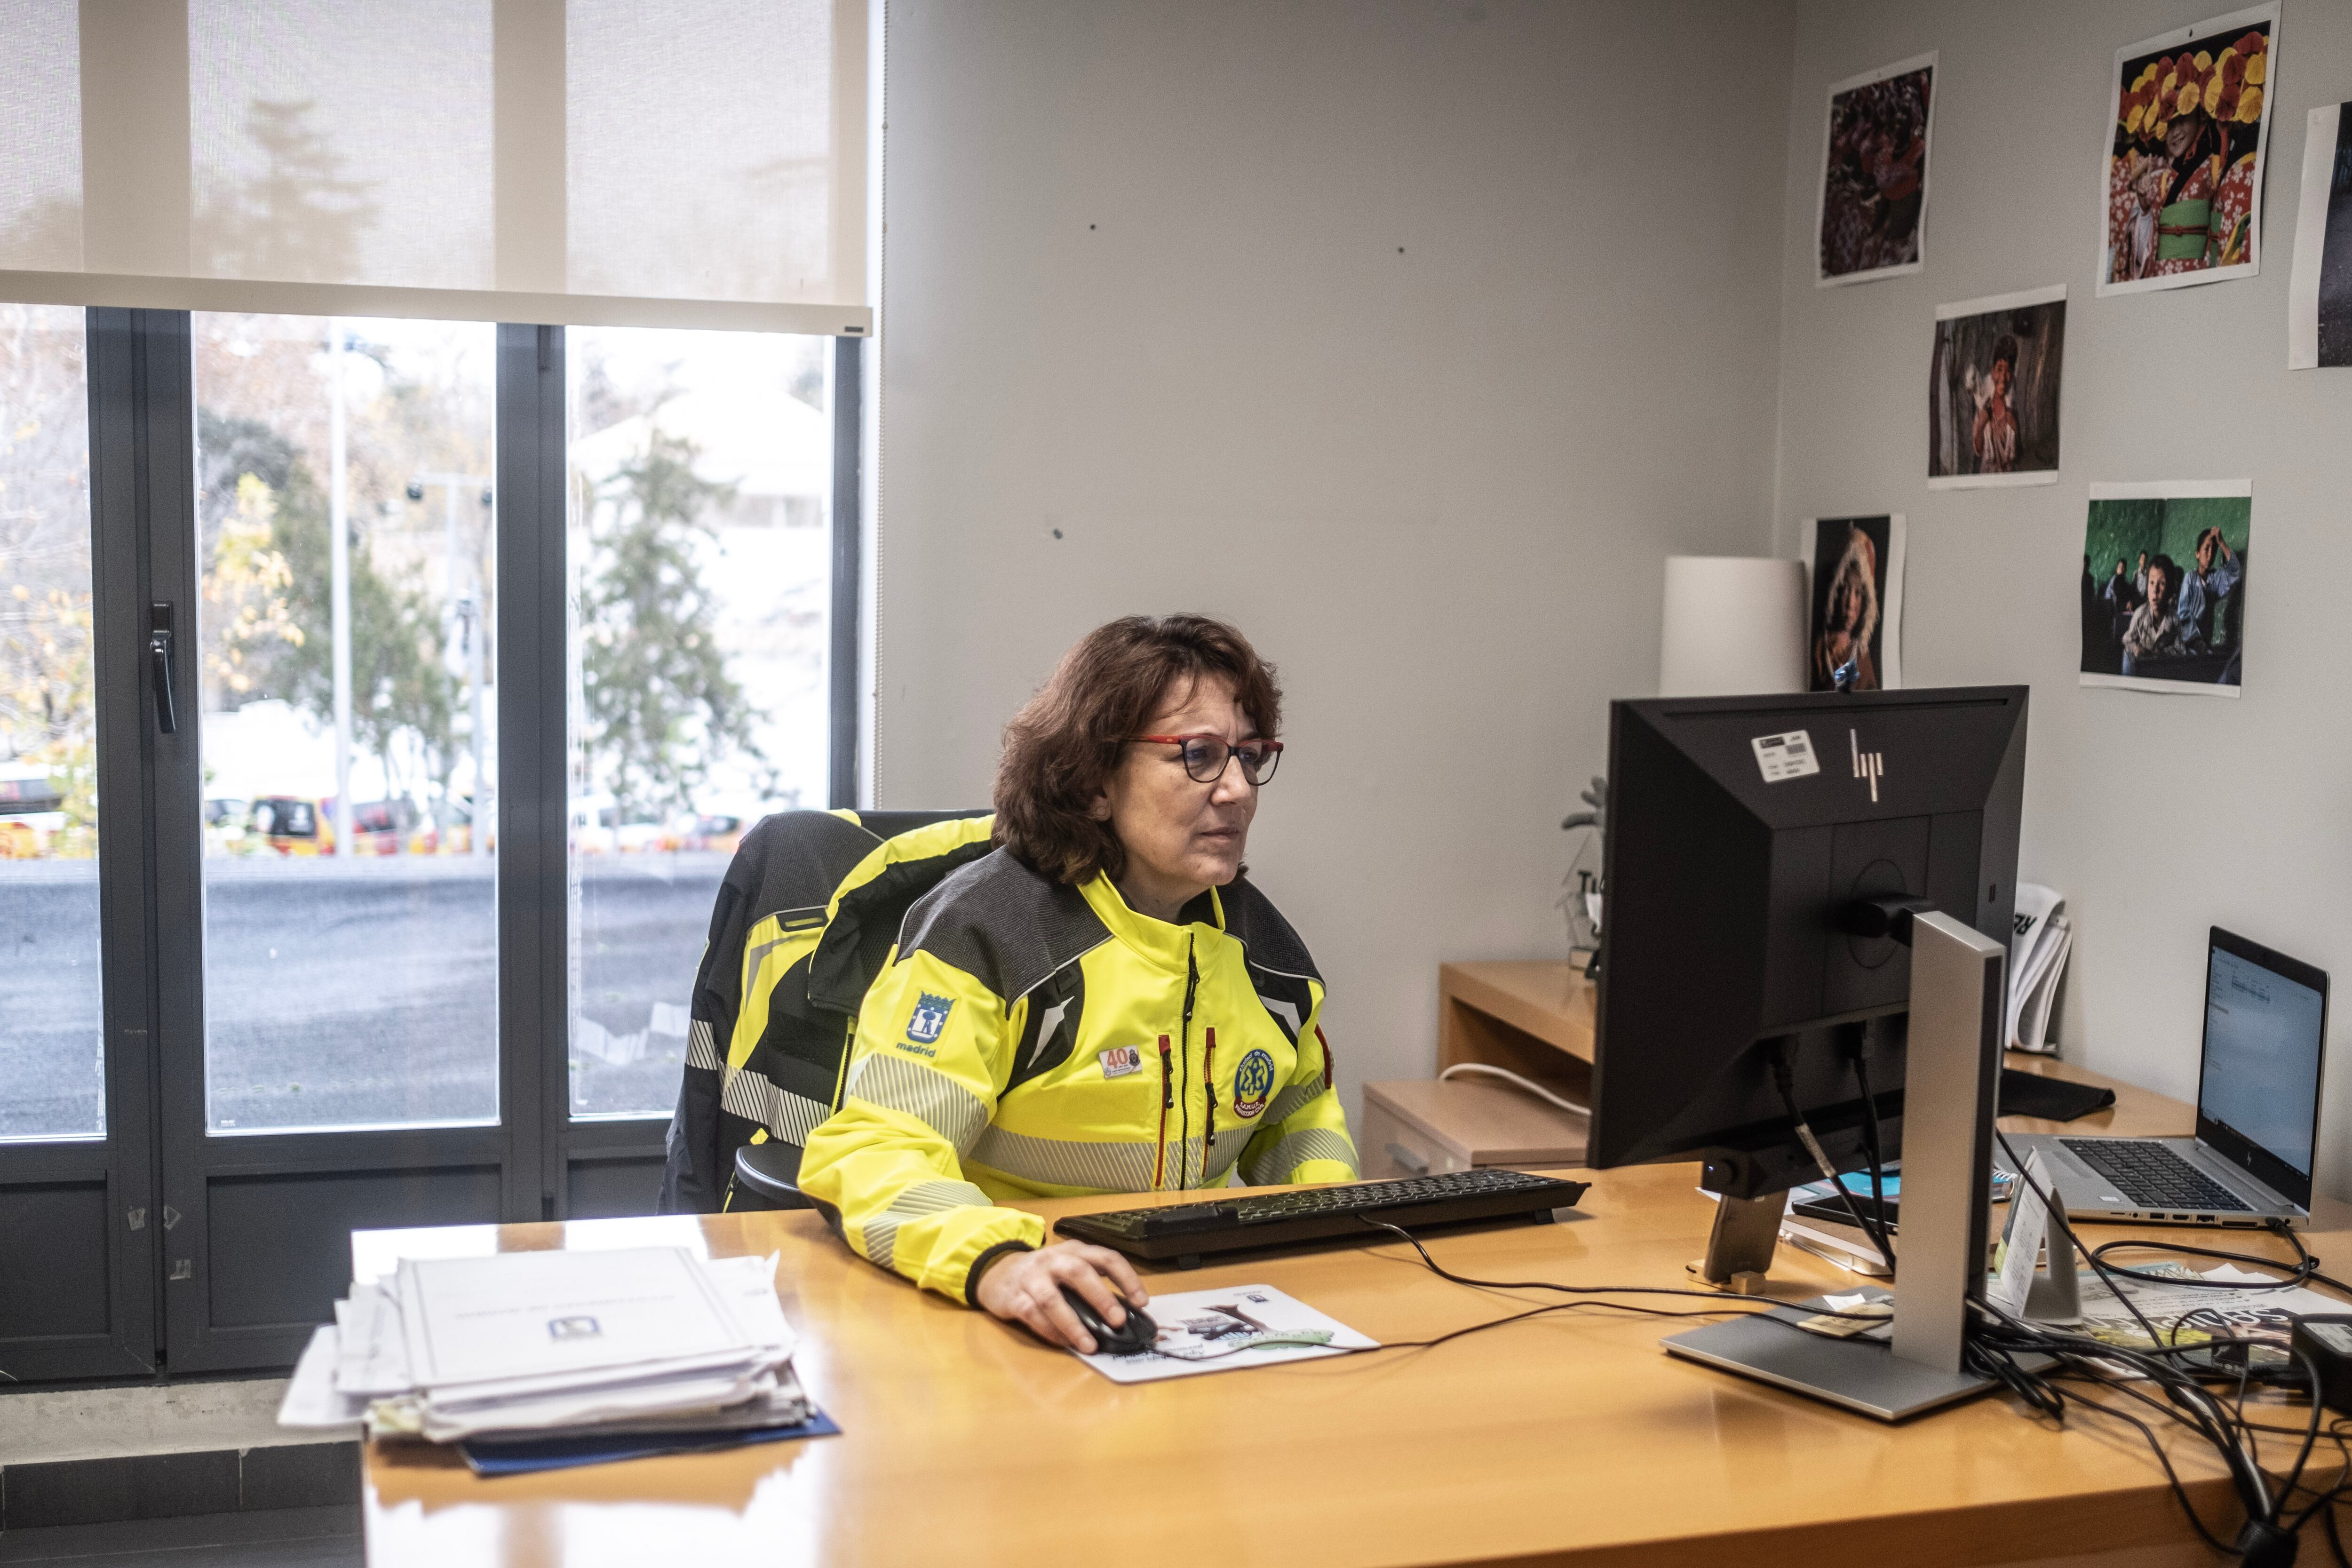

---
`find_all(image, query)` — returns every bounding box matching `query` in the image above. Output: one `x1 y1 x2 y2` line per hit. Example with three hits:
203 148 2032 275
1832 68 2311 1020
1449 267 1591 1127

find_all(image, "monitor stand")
1664 911 2007 1421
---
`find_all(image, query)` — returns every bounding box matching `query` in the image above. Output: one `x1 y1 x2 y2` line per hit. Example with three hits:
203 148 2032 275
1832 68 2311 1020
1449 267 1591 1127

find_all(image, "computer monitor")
1588 685 2029 1419
1589 685 2027 1195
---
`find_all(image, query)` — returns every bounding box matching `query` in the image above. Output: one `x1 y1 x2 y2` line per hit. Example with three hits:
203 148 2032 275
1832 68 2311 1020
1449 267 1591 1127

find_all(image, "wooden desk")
360 1062 2338 1568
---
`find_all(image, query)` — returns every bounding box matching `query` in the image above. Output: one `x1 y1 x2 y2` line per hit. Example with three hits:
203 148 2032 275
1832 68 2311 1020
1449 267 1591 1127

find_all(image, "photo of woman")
1802 515 1905 692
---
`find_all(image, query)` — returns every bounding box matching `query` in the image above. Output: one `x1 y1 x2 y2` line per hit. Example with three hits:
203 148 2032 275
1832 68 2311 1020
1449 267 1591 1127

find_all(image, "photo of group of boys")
2079 485 2250 696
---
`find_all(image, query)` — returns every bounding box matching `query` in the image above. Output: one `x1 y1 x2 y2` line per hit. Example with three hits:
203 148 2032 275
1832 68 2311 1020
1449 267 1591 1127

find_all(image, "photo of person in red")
2103 19 2271 291
1819 59 1933 283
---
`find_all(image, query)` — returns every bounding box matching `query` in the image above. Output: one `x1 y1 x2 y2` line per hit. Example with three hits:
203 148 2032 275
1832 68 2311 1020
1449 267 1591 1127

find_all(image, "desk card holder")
1663 913 2007 1421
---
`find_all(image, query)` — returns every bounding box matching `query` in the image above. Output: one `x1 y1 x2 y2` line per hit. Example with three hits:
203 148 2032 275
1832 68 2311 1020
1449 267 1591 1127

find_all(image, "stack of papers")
2007 883 2073 1054
278 1247 812 1447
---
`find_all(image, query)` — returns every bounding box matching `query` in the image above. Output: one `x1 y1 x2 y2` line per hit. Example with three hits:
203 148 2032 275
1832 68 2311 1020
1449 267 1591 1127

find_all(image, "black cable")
1851 1047 1892 1251
2050 1382 2243 1553
1768 1043 1896 1271
1368 1297 1782 1353
1994 1128 2173 1352
1972 1293 2282 1533
1353 1218 1896 1321
2082 1218 2323 1292
1963 1321 2247 1557
2283 1348 2329 1511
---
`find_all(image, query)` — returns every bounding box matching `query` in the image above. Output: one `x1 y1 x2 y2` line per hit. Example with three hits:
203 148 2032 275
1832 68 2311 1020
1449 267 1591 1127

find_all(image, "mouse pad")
1071 1284 1376 1384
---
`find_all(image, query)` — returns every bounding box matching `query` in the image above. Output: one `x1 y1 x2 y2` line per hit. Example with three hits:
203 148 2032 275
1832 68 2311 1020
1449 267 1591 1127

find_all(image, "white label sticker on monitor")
1750 730 1820 783
2309 1322 2352 1356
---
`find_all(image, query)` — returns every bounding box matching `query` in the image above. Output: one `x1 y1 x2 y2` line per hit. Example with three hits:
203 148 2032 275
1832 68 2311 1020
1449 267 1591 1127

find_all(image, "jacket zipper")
1154 1035 1173 1189
1204 1026 1218 1158
1180 940 1200 1188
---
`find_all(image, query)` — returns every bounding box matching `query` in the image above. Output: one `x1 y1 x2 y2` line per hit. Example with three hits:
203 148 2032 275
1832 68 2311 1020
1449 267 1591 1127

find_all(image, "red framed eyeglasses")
1129 734 1284 785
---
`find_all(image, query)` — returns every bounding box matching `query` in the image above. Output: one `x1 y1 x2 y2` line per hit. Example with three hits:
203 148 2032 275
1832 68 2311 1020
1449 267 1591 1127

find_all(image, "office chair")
658 808 995 1214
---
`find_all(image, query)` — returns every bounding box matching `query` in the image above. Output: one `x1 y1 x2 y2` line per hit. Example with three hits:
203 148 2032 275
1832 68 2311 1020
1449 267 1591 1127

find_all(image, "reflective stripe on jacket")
797 847 1357 1303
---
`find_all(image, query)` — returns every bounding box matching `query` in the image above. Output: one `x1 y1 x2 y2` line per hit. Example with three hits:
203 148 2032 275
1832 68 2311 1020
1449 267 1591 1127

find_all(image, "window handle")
148 602 176 735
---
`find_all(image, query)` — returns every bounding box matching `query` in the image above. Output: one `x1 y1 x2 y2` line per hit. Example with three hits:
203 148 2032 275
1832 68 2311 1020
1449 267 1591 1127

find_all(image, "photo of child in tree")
2080 486 2249 696
1930 288 2064 487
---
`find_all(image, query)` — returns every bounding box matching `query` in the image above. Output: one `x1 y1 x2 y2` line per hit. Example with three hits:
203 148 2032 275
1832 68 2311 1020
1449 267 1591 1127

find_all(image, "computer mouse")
1060 1284 1158 1355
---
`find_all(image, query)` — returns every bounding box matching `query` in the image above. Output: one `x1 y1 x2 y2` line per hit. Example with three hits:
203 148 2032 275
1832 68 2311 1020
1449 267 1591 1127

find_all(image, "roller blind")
0 0 870 334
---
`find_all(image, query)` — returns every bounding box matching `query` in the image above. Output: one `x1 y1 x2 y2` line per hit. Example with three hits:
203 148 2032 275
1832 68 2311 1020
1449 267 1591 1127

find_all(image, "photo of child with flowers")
2101 11 2273 294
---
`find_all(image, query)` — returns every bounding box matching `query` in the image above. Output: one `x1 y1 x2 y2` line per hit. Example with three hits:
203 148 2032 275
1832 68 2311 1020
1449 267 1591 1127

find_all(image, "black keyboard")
2060 1138 2251 1212
1055 1168 1590 1265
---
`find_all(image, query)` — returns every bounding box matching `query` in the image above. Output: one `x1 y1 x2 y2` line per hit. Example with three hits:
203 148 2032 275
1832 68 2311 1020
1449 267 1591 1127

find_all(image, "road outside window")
565 327 833 1120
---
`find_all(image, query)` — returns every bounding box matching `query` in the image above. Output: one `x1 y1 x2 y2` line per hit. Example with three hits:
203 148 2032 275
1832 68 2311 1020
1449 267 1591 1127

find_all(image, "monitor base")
1663 1307 1996 1422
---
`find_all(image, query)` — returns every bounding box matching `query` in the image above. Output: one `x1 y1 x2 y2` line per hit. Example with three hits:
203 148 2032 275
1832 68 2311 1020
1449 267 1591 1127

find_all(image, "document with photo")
1072 1284 1377 1384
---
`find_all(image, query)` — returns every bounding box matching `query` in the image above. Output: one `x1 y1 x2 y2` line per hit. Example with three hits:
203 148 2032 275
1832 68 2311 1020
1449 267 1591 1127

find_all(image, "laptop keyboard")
2060 1138 2251 1212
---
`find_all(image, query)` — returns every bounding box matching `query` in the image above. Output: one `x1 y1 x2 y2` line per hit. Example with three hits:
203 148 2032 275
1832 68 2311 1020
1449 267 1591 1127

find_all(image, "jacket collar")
1079 873 1224 971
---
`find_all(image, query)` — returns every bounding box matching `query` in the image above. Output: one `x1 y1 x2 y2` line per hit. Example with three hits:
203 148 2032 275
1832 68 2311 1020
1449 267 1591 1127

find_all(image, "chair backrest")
658 808 993 1213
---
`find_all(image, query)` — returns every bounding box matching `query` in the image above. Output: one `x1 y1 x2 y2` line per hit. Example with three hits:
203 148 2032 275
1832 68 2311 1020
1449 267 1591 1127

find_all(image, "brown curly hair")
993 615 1283 885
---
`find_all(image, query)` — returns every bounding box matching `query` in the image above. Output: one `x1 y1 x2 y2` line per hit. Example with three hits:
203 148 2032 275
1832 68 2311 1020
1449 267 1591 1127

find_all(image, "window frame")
0 311 863 1377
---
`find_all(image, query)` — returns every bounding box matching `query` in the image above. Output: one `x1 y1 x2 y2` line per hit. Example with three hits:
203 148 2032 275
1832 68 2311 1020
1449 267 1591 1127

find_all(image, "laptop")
2006 927 2328 1230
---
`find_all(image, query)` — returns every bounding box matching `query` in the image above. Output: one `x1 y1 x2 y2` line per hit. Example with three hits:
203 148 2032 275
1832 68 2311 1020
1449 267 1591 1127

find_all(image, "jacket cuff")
964 1239 1034 1308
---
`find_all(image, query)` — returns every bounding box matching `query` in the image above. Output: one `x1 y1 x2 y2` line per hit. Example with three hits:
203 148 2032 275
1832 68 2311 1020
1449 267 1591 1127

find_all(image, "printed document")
1071 1284 1376 1384
397 1246 747 1390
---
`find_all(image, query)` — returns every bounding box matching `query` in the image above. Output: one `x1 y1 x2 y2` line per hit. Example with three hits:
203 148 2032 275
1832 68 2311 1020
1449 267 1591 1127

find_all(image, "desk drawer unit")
1360 1079 1587 1180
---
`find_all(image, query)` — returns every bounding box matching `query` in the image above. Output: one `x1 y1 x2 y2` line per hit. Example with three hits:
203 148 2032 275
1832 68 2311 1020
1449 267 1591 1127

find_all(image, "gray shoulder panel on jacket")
897 848 1109 1002
1222 876 1322 984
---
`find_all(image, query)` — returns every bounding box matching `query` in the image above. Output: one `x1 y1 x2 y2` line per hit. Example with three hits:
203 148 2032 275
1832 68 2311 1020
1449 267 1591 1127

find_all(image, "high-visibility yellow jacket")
798 846 1358 1304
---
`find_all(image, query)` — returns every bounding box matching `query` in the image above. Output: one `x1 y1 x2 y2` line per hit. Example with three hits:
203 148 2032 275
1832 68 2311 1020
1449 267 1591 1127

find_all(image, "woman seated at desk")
799 615 1358 1350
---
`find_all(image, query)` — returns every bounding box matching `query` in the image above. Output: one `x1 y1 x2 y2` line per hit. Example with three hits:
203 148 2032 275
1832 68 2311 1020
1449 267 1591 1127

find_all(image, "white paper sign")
1988 1149 2056 1319
1751 730 1821 783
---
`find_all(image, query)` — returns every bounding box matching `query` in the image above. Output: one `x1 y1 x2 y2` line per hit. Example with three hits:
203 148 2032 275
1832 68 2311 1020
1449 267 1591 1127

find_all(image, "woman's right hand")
973 1241 1149 1353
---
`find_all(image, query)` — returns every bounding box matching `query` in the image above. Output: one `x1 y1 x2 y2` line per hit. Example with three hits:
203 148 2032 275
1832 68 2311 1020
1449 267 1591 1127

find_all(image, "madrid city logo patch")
906 992 954 1045
1233 1048 1276 1119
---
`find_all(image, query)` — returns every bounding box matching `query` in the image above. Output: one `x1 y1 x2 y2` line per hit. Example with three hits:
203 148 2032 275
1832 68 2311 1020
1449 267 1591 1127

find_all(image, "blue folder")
458 1408 842 1477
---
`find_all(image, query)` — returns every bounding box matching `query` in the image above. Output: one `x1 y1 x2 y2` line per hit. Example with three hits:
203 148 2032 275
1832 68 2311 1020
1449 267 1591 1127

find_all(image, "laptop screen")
2198 936 2327 1197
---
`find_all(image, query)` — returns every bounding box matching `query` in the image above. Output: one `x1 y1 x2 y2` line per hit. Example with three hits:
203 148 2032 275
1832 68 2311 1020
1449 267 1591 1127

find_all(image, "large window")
564 327 835 1119
0 311 859 1381
192 314 500 1132
0 303 99 1140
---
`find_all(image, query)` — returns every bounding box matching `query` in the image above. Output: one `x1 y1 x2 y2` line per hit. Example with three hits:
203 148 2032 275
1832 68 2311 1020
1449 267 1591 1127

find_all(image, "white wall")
1773 1 2352 1191
874 0 1799 1118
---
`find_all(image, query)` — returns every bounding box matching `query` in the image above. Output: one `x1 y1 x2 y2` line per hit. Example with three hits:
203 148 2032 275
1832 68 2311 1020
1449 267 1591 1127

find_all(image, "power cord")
2079 1218 2328 1294
1352 1216 1897 1328
1981 1132 2328 1564
1345 1147 2350 1564
1769 1043 1897 1273
1437 1062 1589 1117
1850 1045 1892 1254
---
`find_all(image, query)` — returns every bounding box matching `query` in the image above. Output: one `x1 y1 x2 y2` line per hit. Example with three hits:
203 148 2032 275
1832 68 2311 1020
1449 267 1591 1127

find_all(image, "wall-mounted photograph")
1928 285 2065 488
2079 481 2249 698
2098 3 2277 297
2287 100 2352 368
1817 53 1935 287
1801 515 1905 691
